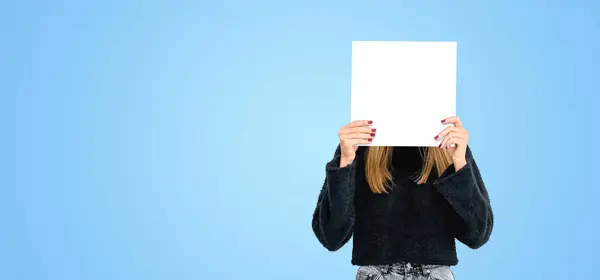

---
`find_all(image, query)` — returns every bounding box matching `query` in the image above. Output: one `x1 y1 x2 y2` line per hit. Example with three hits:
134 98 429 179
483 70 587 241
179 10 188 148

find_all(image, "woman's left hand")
435 116 469 170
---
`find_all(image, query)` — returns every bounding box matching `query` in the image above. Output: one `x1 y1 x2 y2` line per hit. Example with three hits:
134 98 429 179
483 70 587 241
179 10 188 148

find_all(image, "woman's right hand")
337 120 375 167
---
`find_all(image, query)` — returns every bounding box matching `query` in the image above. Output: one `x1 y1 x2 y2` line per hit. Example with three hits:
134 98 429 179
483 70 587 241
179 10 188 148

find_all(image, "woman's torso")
350 147 459 265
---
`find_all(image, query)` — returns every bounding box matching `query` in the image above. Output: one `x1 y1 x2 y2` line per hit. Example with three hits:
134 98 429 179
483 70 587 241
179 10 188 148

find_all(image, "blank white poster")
351 41 457 147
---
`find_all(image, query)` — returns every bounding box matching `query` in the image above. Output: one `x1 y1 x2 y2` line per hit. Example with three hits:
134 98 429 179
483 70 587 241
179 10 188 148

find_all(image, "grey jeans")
356 262 455 280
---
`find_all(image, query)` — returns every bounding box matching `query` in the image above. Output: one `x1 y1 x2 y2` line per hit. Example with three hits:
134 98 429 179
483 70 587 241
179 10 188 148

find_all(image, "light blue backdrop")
2 1 599 279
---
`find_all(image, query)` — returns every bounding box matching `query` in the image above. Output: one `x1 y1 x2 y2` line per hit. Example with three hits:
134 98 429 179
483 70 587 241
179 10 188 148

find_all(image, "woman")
311 116 493 280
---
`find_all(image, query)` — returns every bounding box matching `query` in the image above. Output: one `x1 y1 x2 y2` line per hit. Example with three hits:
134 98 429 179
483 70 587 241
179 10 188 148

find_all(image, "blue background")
2 1 599 279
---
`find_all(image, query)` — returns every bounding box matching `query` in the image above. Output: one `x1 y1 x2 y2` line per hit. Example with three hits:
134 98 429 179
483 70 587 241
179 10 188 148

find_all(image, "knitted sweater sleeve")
311 145 356 251
433 146 494 249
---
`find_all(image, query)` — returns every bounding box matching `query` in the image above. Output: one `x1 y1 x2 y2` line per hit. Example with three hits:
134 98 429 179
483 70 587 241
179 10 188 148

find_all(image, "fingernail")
441 120 445 123
368 138 373 142
438 143 442 148
370 133 375 136
368 120 373 124
434 135 439 140
371 128 376 132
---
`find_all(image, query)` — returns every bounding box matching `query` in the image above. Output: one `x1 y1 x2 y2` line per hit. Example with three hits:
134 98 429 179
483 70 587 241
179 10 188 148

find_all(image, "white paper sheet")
351 41 457 147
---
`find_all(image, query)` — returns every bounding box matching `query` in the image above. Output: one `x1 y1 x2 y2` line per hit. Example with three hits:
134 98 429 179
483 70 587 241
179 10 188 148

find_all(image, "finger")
447 139 466 149
439 134 449 149
339 128 375 141
343 132 374 140
441 116 463 127
346 120 373 128
439 132 463 149
342 126 376 134
439 129 469 148
359 138 373 144
435 126 465 139
349 138 373 146
442 135 467 149
445 132 466 140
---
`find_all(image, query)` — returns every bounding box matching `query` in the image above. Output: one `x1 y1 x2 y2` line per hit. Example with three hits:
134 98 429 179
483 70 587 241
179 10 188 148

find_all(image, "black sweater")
311 145 493 266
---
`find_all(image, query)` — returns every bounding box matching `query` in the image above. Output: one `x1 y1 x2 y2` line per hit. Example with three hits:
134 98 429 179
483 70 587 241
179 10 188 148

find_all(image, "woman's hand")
435 116 469 170
338 120 375 167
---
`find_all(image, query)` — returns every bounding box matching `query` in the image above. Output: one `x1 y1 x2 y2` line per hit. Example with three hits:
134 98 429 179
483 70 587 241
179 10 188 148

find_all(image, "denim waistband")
362 262 445 276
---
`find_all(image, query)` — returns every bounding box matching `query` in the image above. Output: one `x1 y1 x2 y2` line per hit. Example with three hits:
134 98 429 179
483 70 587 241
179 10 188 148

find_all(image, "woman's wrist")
340 155 355 168
453 157 467 171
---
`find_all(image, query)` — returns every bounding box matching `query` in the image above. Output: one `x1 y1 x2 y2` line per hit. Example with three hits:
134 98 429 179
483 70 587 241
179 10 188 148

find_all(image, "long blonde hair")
365 147 452 193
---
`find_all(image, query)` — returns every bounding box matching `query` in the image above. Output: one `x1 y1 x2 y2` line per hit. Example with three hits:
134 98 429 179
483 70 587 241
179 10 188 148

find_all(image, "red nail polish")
434 136 439 140
370 133 375 136
441 119 445 123
438 143 442 148
368 120 373 124
368 138 373 141
372 128 376 132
